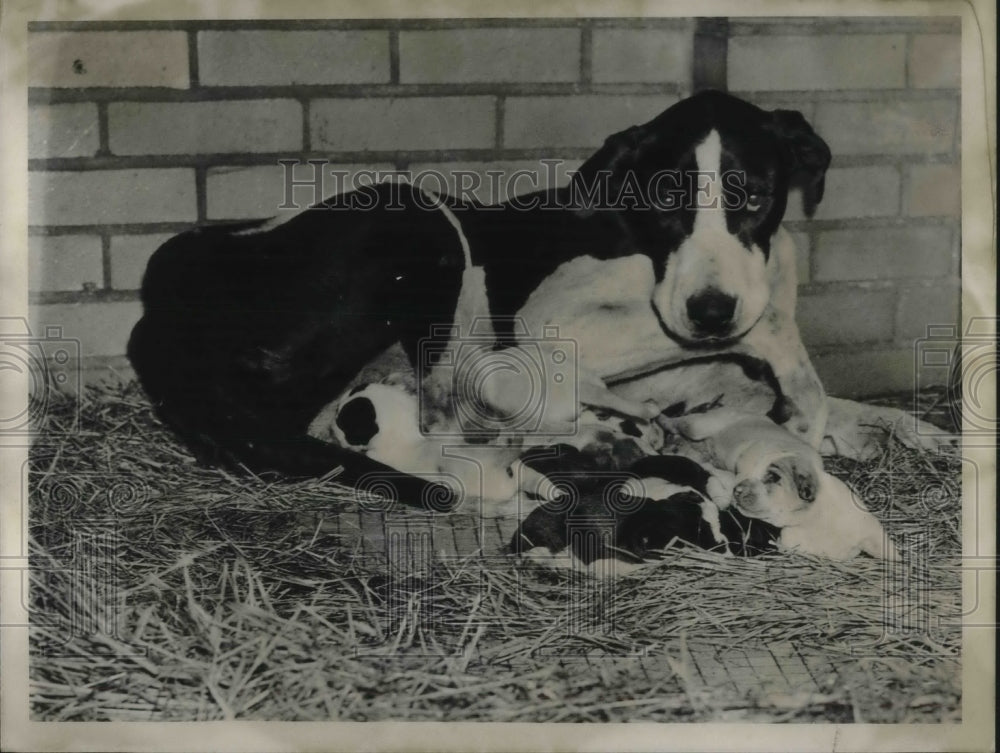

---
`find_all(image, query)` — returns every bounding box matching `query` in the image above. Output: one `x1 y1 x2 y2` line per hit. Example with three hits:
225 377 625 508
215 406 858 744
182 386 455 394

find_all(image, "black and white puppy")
128 90 832 507
511 454 780 572
308 376 664 510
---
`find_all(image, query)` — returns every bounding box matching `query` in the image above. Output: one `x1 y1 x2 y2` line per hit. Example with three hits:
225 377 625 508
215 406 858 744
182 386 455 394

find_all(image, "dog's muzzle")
732 480 758 511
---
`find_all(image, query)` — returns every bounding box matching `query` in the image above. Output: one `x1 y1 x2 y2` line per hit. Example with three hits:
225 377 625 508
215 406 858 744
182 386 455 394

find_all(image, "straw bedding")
28 382 961 722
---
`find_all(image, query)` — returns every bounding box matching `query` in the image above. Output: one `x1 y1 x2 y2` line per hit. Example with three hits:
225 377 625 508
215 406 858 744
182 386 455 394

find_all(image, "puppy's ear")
768 109 832 218
336 396 379 447
571 125 646 216
791 461 819 502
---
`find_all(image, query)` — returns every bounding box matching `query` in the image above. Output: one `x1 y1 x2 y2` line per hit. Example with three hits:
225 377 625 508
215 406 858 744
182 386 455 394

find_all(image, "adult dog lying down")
128 90 952 513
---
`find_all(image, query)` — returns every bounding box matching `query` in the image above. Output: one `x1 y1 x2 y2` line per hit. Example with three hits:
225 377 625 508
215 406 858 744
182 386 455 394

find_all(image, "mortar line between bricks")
301 99 311 152
783 216 955 232
28 81 688 104
99 234 113 291
899 161 911 217
895 164 904 217
32 289 141 305
724 88 960 103
903 32 913 88
693 17 729 92
27 18 694 32
388 29 400 84
726 19 962 35
829 153 957 168
195 166 208 223
579 23 593 87
30 218 958 242
494 97 505 152
29 217 956 238
187 30 200 88
29 222 197 237
28 149 600 171
96 103 111 157
798 280 931 297
28 151 958 172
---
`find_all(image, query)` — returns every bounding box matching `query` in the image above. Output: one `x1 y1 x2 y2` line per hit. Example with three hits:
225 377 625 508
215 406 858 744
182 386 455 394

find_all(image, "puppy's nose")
686 289 736 336
733 480 754 505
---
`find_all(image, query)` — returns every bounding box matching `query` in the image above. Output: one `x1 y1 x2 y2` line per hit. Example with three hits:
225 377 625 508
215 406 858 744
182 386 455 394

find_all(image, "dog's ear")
768 110 832 218
791 461 819 502
570 125 646 216
336 396 379 447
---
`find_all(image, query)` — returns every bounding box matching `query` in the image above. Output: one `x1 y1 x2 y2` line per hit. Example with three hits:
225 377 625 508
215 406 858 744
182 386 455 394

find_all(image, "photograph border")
1 0 994 750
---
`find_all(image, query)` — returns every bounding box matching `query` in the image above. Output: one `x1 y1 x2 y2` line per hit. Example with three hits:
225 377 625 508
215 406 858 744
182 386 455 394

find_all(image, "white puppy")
664 410 897 560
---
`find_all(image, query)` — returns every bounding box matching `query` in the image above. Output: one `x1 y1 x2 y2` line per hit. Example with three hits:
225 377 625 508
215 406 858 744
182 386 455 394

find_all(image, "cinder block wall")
726 17 961 396
27 17 960 399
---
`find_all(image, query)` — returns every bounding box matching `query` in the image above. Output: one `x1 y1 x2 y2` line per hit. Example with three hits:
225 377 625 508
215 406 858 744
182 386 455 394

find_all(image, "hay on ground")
27 382 961 722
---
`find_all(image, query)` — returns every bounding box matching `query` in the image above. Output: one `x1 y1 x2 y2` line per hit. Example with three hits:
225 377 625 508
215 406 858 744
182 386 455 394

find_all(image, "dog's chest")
514 253 671 377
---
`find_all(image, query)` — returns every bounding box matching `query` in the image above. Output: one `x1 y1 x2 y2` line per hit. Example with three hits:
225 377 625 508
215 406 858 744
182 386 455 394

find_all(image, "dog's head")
730 450 820 527
571 90 830 343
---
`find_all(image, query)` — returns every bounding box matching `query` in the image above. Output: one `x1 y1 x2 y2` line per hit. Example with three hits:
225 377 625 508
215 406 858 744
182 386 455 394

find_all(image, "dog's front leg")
731 307 828 448
577 367 662 420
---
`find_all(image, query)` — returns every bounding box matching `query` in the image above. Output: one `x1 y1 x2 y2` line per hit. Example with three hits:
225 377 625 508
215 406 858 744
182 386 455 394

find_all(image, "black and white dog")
129 90 857 508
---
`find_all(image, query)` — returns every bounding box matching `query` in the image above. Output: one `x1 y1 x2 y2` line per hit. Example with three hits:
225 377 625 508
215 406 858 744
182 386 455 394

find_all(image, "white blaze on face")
652 129 771 341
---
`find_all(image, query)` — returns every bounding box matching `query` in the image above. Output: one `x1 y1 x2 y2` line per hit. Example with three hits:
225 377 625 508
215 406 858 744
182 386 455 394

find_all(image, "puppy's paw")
511 459 564 503
706 471 736 509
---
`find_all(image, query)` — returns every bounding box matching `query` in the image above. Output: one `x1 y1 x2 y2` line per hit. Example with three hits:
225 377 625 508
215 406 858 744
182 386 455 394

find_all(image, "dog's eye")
658 191 678 209
763 470 781 484
746 194 763 212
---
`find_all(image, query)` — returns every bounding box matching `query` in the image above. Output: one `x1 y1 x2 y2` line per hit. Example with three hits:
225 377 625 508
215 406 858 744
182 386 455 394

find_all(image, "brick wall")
27 17 960 399
727 17 961 396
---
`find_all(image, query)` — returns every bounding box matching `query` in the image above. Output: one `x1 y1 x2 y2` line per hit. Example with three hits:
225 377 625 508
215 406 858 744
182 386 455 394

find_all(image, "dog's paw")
890 416 959 454
823 397 958 460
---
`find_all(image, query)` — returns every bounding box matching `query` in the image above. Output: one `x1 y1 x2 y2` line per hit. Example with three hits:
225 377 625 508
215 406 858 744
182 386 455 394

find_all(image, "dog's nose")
686 290 737 335
733 480 754 505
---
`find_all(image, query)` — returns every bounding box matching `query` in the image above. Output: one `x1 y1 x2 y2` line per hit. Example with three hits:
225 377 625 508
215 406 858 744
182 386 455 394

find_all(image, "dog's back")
128 182 467 486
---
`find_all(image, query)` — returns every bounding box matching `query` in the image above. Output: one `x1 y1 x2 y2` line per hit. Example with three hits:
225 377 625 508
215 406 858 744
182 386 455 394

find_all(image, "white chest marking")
515 254 669 377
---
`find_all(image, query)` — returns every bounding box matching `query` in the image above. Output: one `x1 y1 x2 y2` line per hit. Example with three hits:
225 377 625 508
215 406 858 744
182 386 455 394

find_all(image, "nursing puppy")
665 410 897 559
308 375 664 512
511 454 780 573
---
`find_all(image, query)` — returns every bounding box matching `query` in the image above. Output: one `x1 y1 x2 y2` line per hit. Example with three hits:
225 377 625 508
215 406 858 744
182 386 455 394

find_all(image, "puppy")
308 379 554 512
511 455 781 574
308 377 664 514
663 410 897 559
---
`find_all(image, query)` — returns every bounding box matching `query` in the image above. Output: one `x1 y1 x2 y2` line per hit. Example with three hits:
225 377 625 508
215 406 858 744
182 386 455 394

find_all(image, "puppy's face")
731 456 818 526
